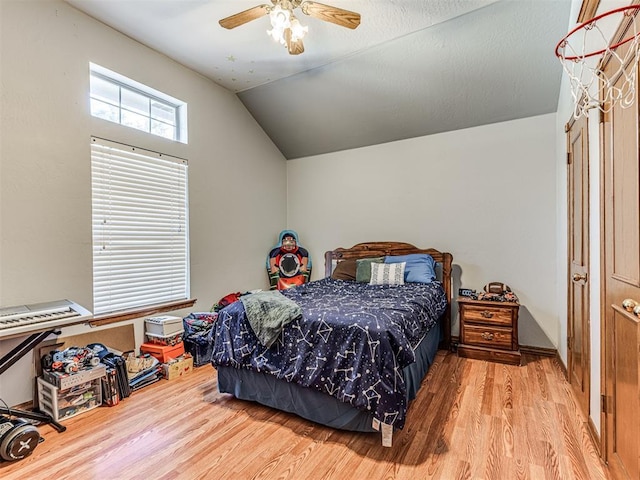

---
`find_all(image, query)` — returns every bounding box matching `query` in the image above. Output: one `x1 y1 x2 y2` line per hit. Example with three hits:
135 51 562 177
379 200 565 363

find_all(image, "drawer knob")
481 310 494 318
481 332 494 340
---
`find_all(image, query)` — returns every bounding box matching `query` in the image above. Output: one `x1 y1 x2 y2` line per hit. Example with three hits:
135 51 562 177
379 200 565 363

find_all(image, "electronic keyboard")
0 300 92 339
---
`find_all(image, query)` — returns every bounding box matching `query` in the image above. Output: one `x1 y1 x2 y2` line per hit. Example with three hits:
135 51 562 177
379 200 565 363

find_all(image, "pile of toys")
38 346 108 421
40 346 100 374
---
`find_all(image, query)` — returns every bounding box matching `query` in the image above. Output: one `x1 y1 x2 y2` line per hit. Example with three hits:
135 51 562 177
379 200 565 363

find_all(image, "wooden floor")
1 351 610 480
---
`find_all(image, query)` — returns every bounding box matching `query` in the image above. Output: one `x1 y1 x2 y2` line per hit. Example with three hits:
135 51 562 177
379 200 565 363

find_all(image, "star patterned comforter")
210 277 447 430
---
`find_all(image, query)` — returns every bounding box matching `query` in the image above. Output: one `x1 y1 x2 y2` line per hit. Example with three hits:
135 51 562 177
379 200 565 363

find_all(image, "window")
91 137 189 315
89 63 187 143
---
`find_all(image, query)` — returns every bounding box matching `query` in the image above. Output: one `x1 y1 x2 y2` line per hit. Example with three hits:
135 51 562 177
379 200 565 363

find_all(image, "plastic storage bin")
145 316 183 336
42 364 106 390
37 377 102 421
145 330 184 346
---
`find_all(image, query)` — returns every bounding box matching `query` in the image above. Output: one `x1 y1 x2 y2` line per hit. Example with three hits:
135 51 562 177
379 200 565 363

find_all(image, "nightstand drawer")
461 304 514 326
462 325 513 349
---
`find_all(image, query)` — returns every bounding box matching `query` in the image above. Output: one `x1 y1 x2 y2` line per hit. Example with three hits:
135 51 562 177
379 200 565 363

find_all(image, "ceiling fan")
219 0 361 55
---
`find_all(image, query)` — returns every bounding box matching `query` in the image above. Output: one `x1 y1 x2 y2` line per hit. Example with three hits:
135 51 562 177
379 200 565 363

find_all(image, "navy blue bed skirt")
215 320 441 432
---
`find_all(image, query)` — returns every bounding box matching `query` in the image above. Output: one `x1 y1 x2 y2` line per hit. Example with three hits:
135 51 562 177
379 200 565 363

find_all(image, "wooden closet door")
602 39 640 480
567 114 590 418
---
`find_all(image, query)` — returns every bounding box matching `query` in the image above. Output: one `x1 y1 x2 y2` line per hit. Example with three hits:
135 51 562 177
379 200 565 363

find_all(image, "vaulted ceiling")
66 0 572 159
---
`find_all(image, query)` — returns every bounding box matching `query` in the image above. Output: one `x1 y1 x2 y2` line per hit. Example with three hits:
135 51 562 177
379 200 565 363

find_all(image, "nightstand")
457 297 521 365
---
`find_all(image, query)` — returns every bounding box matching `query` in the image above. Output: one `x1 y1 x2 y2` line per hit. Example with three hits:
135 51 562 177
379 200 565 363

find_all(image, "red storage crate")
140 341 185 363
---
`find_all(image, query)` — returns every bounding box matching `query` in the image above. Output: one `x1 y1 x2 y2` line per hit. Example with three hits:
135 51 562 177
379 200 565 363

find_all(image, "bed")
210 242 452 446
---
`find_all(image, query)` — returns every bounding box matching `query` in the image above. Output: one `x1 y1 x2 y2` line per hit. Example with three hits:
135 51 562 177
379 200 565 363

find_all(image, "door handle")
572 273 588 282
622 299 640 315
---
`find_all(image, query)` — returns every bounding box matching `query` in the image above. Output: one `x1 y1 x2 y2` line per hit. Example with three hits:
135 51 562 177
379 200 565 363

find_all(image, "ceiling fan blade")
219 4 270 29
300 1 360 29
285 28 305 55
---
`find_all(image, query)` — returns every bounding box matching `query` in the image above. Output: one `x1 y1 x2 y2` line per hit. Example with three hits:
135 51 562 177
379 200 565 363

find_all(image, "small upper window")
90 63 187 143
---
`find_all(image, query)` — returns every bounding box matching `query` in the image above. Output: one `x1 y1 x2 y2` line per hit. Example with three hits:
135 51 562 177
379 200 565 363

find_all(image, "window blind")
91 137 189 315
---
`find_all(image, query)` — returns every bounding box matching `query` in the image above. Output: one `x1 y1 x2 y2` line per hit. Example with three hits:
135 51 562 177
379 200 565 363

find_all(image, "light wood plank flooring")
0 351 610 479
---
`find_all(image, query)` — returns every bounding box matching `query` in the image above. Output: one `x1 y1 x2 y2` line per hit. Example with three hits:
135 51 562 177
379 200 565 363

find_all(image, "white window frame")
89 63 188 144
91 137 190 315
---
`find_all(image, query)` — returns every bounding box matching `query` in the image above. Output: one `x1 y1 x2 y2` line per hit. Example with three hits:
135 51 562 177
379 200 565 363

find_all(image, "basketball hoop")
555 5 640 118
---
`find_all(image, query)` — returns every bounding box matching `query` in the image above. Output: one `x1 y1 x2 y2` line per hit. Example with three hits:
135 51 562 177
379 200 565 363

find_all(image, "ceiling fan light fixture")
220 0 359 55
289 16 308 42
267 27 285 45
267 5 292 45
269 5 291 29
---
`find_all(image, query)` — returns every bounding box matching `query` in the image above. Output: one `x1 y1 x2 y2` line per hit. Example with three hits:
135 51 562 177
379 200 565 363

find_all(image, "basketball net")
556 5 640 119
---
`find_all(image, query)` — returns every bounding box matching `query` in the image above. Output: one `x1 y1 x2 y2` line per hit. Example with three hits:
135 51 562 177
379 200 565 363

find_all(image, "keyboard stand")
0 329 66 433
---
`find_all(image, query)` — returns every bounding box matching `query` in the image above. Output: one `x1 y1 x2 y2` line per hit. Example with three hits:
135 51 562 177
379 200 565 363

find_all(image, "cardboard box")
145 315 183 336
163 354 193 380
140 341 185 363
42 363 107 390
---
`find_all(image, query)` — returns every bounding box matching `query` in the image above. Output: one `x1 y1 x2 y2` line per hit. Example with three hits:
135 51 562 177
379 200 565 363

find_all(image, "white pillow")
369 261 406 285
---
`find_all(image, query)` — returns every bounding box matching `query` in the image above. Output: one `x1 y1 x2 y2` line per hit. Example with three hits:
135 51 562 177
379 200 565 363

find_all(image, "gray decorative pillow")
355 257 385 283
369 262 407 285
369 262 406 285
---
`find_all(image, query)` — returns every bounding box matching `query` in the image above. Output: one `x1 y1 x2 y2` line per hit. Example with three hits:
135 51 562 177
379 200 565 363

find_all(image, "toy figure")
267 230 311 290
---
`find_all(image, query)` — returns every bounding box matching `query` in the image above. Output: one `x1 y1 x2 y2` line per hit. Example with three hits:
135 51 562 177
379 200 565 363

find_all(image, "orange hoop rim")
555 5 640 61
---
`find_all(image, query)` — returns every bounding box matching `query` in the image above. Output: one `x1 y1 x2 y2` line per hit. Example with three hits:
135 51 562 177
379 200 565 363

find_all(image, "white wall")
0 0 287 406
287 114 558 349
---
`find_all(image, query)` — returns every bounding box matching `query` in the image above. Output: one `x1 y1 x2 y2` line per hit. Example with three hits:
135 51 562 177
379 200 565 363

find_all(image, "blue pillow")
384 254 436 283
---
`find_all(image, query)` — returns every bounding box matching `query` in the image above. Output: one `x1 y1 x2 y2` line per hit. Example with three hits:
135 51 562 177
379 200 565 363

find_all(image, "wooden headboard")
324 241 453 349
